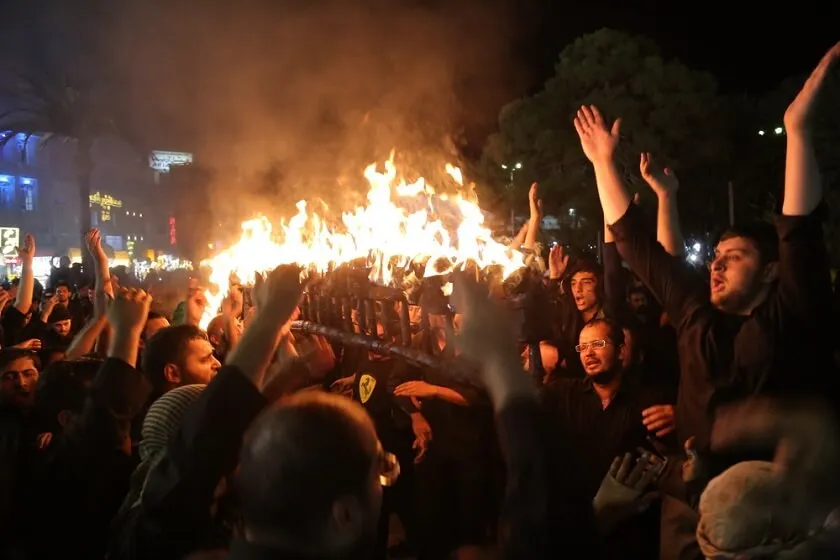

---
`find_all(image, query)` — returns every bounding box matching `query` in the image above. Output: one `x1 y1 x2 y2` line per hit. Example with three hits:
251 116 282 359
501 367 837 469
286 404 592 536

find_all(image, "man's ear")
762 262 779 284
617 343 628 364
163 363 181 384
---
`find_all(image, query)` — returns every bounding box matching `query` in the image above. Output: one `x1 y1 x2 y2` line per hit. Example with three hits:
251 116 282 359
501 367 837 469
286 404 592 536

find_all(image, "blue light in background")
20 177 32 185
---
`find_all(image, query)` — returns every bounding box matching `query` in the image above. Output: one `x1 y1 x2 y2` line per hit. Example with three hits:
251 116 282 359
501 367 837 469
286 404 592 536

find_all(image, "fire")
199 153 526 328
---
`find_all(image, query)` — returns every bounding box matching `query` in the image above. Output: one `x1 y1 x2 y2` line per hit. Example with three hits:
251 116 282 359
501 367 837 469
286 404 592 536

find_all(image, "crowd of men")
0 42 838 560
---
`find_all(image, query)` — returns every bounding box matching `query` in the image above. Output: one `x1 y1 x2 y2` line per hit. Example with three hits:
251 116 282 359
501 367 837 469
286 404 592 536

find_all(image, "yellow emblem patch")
359 374 376 404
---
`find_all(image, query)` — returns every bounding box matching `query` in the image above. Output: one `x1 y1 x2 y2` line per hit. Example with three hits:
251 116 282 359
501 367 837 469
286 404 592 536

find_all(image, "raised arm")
774 43 839 320
781 43 838 217
14 234 35 315
574 106 707 331
640 153 684 257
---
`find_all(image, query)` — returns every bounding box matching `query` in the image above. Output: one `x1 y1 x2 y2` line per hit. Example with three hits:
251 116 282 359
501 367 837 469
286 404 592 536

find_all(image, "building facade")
0 132 175 275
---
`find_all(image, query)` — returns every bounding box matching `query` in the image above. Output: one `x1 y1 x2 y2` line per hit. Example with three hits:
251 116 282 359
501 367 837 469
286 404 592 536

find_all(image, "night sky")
0 0 837 170
518 0 838 95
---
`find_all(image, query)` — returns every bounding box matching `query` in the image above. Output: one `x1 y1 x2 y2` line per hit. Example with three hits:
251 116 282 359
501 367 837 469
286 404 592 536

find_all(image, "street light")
501 162 523 236
774 126 784 135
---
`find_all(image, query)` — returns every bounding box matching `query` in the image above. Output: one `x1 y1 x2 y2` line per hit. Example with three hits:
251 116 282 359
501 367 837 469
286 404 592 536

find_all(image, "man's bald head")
236 391 381 554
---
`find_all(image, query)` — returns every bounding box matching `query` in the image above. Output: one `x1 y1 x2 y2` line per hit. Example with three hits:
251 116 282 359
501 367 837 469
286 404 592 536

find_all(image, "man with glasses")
543 318 674 558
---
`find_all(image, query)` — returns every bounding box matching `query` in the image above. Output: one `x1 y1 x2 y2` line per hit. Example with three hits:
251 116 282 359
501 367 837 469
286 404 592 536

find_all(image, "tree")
480 29 731 239
733 70 840 265
0 8 141 277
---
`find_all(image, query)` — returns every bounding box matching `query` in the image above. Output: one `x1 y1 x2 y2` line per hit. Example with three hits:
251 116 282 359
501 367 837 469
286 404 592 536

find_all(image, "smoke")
108 0 523 230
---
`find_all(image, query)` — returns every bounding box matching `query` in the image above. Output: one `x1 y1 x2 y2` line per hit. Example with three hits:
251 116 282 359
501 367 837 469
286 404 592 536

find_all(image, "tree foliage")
480 28 731 237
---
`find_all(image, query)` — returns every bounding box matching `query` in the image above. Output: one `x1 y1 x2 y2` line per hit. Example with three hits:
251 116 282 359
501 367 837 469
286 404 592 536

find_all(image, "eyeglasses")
575 339 608 353
378 451 400 487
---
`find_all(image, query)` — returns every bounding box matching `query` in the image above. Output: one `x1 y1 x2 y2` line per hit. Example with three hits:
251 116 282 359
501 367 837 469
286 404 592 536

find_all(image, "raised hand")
254 265 307 321
784 42 840 132
639 152 679 197
16 233 35 261
528 182 542 220
221 286 244 318
185 288 208 327
548 244 569 280
84 228 107 260
107 288 153 334
574 105 621 164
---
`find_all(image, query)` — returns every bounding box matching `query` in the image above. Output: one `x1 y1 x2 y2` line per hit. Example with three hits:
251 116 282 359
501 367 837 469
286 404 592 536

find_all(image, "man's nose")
211 356 221 370
711 257 726 272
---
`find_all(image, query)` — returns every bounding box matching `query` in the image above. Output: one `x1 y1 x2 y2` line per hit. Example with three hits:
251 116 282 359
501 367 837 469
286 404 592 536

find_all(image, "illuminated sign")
1 227 20 257
169 217 177 245
150 150 193 172
89 192 123 222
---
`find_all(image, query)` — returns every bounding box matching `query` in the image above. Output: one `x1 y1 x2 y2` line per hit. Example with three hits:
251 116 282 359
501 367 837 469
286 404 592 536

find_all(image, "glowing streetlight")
758 130 765 136
501 162 524 236
774 126 784 135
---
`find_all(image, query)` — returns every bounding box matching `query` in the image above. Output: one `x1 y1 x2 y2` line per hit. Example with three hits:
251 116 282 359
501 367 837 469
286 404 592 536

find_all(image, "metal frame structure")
289 264 551 383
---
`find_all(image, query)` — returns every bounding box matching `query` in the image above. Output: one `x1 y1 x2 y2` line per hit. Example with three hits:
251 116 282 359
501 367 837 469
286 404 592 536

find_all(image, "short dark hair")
0 348 41 373
236 391 377 547
718 222 779 264
146 311 167 322
583 317 625 347
141 325 207 391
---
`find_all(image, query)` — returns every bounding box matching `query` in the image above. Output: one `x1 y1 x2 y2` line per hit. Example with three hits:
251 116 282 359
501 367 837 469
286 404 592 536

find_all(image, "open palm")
574 105 622 163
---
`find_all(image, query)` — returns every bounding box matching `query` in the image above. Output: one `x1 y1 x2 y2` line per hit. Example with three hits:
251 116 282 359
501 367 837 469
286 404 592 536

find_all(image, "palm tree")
0 54 142 276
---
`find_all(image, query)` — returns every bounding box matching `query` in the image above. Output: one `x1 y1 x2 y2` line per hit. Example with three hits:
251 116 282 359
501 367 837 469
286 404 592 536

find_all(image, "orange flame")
199 153 525 328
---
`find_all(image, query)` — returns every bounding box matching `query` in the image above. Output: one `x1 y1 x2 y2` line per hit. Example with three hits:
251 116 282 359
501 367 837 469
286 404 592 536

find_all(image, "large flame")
200 153 525 328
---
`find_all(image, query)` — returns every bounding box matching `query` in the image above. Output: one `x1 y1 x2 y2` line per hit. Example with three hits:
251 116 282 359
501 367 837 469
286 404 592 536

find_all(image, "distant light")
20 177 32 185
774 126 784 135
568 208 576 216
0 175 10 183
688 254 698 263
758 130 765 136
501 164 508 170
693 242 701 252
514 162 522 169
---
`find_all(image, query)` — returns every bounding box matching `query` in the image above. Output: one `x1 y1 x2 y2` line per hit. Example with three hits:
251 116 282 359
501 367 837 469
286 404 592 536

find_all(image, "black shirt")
543 377 664 559
610 203 836 458
542 377 663 497
351 356 402 438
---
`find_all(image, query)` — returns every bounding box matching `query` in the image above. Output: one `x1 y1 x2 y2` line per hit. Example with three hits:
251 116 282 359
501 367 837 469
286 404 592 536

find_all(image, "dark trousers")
373 428 416 560
414 445 488 560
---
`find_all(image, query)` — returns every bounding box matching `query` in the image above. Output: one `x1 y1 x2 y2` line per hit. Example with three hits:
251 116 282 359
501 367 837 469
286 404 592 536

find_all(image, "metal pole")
509 170 515 237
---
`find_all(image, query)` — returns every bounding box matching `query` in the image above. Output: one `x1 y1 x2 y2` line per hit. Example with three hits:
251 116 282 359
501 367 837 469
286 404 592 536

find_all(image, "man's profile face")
179 338 221 385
